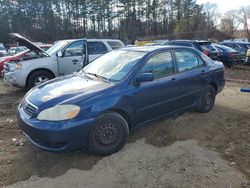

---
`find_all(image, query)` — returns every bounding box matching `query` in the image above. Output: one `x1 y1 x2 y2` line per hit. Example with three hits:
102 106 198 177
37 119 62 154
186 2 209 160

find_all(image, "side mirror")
135 73 154 84
56 51 63 57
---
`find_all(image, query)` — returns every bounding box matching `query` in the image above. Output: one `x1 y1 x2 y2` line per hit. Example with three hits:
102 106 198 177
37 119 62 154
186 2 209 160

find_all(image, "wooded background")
0 0 249 43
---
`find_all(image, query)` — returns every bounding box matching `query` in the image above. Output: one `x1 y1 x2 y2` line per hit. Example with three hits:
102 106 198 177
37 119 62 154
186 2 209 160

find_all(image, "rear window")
88 42 108 55
168 42 194 47
0 46 5 50
107 41 124 49
199 43 217 52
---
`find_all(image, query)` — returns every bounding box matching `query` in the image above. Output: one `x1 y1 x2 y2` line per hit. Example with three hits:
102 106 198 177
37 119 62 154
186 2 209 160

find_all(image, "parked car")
0 43 7 57
213 44 242 68
164 40 219 60
8 46 28 55
17 46 225 155
219 41 250 61
0 44 52 74
3 33 124 89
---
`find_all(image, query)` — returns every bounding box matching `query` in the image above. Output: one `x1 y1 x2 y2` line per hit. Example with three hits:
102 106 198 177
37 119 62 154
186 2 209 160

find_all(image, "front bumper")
17 106 95 152
3 71 25 87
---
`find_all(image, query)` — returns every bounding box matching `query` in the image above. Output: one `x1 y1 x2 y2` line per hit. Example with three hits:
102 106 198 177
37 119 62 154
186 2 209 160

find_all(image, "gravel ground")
7 140 249 188
0 68 250 187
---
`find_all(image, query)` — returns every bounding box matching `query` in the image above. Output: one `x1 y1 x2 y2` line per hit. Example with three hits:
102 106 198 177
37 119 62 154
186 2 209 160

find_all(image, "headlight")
8 63 22 71
9 63 16 72
15 63 22 70
37 104 80 121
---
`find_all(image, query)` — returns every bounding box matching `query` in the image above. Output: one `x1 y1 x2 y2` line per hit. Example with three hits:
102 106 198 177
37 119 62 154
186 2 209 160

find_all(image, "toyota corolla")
17 46 225 155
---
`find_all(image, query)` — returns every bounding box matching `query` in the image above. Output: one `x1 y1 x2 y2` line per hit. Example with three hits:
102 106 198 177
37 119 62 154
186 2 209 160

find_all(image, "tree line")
0 0 237 44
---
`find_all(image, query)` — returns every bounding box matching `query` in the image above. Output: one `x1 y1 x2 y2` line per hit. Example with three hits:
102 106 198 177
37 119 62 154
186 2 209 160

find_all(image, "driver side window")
64 41 84 57
140 51 174 79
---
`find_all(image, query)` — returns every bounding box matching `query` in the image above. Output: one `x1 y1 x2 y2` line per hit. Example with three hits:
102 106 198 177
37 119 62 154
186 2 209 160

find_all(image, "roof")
220 41 250 44
56 38 123 43
169 40 210 43
121 45 194 53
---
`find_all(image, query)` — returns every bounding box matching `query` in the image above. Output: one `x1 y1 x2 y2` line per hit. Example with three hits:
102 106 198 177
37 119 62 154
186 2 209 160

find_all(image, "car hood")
0 56 11 62
9 33 49 57
25 75 114 109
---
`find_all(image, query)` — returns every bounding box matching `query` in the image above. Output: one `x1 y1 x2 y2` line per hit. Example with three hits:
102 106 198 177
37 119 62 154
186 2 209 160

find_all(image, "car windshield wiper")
85 72 110 83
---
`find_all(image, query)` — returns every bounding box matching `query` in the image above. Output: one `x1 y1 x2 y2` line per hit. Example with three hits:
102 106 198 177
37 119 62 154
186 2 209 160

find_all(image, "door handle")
201 70 206 74
171 77 176 81
72 59 79 64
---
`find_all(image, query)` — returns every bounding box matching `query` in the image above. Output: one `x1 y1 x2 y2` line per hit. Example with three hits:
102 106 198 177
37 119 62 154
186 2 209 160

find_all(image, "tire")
27 70 54 90
196 85 216 113
87 112 129 156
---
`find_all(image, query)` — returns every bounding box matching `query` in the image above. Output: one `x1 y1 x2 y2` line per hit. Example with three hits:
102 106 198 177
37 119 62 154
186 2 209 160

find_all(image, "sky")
196 0 250 13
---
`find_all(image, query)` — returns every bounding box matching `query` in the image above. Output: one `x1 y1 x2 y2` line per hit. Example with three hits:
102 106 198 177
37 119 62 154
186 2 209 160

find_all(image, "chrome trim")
25 99 38 111
22 98 38 117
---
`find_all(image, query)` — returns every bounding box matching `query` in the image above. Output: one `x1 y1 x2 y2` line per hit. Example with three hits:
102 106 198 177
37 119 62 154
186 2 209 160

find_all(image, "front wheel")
87 112 129 156
196 85 216 113
27 70 54 90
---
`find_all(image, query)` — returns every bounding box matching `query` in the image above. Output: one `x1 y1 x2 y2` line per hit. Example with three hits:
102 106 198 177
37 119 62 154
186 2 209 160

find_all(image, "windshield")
83 50 146 82
46 41 68 56
0 46 5 50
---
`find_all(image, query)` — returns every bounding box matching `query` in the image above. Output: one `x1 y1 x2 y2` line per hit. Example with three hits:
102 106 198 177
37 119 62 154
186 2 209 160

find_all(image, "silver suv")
3 33 124 89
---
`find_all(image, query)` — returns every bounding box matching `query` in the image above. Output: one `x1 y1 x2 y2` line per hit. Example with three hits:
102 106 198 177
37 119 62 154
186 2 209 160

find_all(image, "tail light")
203 50 209 56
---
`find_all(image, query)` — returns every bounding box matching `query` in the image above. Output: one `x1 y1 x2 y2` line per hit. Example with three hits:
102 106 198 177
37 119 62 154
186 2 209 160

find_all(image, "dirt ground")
0 68 250 187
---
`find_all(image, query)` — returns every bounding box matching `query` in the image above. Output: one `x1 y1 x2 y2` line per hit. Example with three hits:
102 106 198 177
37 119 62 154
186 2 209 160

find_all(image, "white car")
3 33 124 89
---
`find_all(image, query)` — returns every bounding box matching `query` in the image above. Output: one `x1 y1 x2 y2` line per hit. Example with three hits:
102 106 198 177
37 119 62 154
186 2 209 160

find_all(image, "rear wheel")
27 70 54 90
87 112 129 156
196 85 216 113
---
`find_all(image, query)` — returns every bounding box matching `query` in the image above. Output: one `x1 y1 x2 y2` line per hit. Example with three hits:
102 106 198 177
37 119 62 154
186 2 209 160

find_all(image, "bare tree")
202 2 219 27
221 10 241 36
238 6 250 40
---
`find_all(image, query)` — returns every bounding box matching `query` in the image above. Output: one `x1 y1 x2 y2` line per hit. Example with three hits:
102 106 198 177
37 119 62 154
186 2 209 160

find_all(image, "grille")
22 99 38 117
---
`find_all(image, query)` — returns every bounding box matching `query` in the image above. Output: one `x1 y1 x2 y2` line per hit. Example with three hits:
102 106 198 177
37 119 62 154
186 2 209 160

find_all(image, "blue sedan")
17 46 225 155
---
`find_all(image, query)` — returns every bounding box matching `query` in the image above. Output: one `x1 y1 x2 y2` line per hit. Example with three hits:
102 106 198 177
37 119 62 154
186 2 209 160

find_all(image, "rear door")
58 40 85 75
172 49 209 109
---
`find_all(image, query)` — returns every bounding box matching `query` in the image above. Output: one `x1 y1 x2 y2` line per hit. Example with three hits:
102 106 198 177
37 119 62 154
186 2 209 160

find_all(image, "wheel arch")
108 108 133 130
209 82 218 94
26 68 56 87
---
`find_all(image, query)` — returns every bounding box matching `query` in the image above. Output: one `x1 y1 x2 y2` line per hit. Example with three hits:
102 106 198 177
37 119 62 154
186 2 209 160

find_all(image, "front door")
134 51 178 124
58 40 85 75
